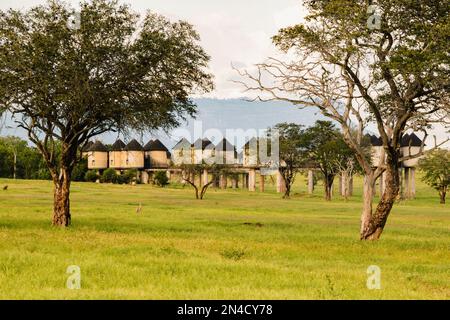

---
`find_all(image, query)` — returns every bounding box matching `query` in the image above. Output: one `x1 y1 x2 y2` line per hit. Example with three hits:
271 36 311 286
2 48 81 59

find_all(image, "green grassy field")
0 175 448 300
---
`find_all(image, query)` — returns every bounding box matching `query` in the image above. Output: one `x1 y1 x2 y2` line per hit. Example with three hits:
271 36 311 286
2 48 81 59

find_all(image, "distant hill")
1 98 325 150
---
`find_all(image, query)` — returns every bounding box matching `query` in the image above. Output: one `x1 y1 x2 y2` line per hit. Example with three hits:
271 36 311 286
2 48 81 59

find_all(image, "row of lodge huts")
83 133 425 198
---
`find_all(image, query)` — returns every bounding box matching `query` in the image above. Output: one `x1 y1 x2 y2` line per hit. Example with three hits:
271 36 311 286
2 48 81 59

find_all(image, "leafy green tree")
271 123 308 199
419 149 450 204
71 158 88 182
240 0 449 239
100 168 117 184
84 170 98 183
0 0 213 226
0 136 44 179
153 171 169 187
305 121 356 201
179 163 223 200
123 169 138 184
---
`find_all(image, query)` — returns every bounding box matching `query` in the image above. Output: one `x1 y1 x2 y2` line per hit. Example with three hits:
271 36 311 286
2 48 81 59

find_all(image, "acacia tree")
180 164 223 200
271 123 308 199
0 0 213 226
238 0 449 240
305 121 357 201
419 149 450 204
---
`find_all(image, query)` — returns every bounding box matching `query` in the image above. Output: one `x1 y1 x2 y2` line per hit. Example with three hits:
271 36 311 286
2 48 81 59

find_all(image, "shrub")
123 169 138 184
85 170 98 182
101 168 117 183
72 159 88 182
154 171 169 187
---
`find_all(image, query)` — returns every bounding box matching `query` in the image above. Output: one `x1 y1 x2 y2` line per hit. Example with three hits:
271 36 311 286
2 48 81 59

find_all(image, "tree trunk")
360 162 400 240
283 184 291 199
439 189 446 204
52 168 72 227
324 175 334 201
360 174 375 238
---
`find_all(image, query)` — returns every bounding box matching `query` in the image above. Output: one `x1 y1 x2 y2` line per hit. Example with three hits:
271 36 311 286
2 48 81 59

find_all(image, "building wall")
148 151 169 168
123 151 144 169
243 148 258 167
172 148 193 165
87 152 108 169
402 146 422 167
371 146 384 167
109 151 124 169
216 151 235 165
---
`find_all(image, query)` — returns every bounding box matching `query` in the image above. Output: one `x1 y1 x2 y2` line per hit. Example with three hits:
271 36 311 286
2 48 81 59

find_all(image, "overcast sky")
1 1 447 145
1 0 305 99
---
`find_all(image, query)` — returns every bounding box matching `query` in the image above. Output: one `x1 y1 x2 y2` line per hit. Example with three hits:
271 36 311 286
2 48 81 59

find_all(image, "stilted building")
215 138 237 165
81 141 94 159
192 138 215 164
123 139 144 169
109 139 126 170
144 139 170 169
369 133 424 199
172 138 193 165
87 141 108 170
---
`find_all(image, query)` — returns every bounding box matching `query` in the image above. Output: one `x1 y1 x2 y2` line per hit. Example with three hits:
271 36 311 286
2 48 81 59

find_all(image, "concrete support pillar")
219 174 226 189
399 168 405 199
341 173 352 198
231 176 238 189
349 176 354 196
404 167 410 199
213 174 220 188
259 173 265 192
276 170 286 193
141 171 149 184
410 168 416 199
198 173 203 188
202 169 208 186
308 170 314 195
242 173 248 189
248 169 256 192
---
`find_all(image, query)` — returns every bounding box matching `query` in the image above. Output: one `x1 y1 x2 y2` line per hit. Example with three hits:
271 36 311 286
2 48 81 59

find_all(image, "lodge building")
83 133 425 199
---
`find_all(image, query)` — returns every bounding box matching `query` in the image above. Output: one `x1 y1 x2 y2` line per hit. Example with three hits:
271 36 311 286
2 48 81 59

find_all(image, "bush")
85 170 98 182
154 171 169 187
123 169 138 184
72 159 88 182
101 168 117 183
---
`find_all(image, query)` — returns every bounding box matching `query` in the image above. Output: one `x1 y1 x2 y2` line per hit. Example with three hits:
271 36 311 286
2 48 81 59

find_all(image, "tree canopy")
0 0 213 226
419 149 450 204
239 0 449 239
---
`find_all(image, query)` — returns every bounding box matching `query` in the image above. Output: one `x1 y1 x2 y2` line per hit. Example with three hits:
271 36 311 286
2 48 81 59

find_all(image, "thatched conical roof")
216 138 235 152
144 139 169 152
125 139 144 151
111 139 126 151
82 141 94 152
88 141 108 152
401 133 423 147
193 138 214 150
368 135 382 147
173 138 191 150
